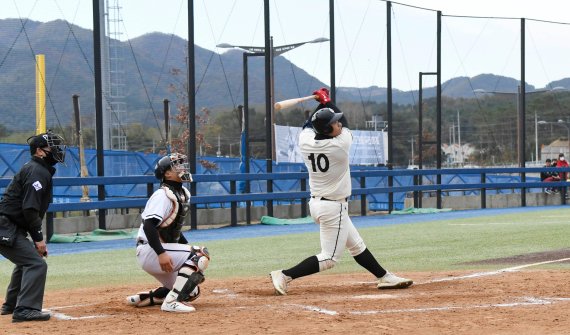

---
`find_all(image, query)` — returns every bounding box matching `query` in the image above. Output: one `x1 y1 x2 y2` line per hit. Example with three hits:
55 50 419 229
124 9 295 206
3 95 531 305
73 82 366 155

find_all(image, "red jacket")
556 158 569 180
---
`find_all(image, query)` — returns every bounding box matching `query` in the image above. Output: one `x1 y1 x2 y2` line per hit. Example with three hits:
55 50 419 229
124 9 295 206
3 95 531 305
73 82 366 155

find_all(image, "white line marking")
502 257 570 270
44 303 110 321
349 297 570 315
449 221 566 226
212 289 232 294
420 257 570 284
287 304 338 315
353 294 399 300
212 288 239 298
51 312 109 320
47 303 98 310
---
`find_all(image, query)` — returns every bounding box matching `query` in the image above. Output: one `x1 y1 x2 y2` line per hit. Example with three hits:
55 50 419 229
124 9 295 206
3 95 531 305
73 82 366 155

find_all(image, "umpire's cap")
311 108 343 135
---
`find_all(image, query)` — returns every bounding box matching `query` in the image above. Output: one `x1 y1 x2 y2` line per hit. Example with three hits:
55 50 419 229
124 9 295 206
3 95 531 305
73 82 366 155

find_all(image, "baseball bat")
274 95 317 111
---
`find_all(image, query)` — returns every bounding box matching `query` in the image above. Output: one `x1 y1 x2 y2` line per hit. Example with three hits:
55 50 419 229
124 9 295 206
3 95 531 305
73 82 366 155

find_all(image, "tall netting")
0 0 193 177
439 15 523 167
2 0 570 171
329 0 570 168
523 19 570 164
0 1 94 140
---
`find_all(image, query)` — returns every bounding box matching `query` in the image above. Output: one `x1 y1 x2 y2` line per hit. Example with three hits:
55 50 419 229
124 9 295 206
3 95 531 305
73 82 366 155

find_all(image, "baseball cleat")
377 272 413 289
1 304 14 315
270 270 291 295
160 300 196 313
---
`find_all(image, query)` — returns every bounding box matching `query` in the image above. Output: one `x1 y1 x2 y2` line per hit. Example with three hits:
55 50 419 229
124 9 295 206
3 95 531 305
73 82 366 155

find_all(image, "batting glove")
312 87 331 104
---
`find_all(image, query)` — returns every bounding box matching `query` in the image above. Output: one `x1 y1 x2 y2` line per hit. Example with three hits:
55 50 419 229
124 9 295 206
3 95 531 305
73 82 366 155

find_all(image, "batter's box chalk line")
45 303 110 321
51 312 110 321
212 288 238 298
352 293 399 299
286 303 338 315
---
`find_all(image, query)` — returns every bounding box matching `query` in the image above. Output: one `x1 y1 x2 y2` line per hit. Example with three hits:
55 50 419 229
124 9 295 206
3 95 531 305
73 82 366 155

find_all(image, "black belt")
311 196 348 202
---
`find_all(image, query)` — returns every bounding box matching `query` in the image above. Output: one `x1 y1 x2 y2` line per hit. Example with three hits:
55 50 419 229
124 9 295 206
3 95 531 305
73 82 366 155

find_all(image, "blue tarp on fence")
1 143 536 211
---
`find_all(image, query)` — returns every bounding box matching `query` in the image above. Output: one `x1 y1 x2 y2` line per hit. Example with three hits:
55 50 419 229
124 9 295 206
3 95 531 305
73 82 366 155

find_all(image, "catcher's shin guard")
165 267 205 303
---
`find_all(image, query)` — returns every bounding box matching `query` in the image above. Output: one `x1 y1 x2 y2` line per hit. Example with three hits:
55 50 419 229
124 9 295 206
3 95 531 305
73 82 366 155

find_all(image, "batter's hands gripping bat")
274 95 318 111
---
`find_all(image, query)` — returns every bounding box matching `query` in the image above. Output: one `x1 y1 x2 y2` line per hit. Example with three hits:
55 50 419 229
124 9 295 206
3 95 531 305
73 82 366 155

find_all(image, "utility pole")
457 110 461 164
534 111 538 164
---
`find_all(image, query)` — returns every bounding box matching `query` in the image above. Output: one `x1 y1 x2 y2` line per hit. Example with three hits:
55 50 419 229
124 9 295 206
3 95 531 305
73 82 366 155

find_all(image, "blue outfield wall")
0 144 536 211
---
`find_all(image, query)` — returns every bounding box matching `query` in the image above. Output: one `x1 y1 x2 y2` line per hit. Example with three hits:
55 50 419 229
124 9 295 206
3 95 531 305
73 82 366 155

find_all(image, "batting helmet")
27 130 67 163
154 153 192 181
311 108 343 135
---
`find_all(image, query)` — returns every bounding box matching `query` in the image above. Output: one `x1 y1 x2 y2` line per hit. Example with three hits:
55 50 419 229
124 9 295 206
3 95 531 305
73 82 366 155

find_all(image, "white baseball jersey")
136 187 189 243
300 126 367 269
135 186 192 289
299 127 353 200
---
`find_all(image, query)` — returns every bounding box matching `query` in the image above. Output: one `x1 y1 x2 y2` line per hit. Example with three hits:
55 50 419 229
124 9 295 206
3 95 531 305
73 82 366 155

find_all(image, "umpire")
0 131 66 322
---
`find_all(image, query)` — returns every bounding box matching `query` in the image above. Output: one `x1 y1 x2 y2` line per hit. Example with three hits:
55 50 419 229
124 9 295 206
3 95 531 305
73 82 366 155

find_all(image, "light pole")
534 111 538 163
408 135 414 166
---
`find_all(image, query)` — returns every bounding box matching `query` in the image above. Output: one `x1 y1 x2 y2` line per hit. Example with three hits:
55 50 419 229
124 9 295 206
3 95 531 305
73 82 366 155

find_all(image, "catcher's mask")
27 130 67 164
154 153 192 182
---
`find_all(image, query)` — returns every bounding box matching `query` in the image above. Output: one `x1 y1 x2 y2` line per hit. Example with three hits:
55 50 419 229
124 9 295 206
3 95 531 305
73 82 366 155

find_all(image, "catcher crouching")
126 153 210 312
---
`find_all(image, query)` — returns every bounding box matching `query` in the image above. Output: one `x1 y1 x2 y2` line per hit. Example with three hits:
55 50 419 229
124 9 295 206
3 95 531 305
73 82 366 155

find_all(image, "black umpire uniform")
0 131 66 322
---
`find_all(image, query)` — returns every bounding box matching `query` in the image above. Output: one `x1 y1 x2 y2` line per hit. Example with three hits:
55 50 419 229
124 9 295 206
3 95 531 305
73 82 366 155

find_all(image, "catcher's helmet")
154 153 192 181
27 130 67 163
311 108 343 135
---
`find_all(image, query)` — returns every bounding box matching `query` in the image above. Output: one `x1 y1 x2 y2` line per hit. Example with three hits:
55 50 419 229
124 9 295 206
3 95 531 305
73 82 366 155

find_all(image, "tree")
168 67 216 169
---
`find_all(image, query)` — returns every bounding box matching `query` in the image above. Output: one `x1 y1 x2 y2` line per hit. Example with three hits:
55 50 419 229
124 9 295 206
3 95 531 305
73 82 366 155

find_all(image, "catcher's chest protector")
158 184 190 243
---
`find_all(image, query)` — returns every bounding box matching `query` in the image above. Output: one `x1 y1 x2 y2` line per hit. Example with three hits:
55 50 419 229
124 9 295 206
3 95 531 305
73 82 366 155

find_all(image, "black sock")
282 256 320 279
152 286 170 299
353 248 387 278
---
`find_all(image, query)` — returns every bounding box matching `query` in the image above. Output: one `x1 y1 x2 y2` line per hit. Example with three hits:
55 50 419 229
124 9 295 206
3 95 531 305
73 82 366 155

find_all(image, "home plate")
353 294 399 299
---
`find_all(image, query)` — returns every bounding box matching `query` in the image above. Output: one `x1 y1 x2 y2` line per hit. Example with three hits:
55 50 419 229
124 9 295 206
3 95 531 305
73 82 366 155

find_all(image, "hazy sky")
3 0 570 90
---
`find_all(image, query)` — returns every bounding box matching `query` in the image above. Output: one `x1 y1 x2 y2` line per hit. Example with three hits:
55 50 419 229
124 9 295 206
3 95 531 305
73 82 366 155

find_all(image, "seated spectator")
556 153 569 196
556 153 569 180
542 158 560 194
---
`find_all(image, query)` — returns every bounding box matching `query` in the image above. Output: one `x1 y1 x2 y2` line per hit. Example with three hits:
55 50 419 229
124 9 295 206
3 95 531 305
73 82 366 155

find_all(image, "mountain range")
1 19 569 131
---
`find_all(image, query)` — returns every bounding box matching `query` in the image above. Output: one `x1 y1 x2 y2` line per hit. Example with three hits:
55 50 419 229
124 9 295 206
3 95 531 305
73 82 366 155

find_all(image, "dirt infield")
1 269 569 335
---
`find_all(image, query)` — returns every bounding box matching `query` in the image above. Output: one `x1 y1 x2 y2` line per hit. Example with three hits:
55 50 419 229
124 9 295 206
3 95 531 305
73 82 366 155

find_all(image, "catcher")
126 153 210 313
270 88 413 295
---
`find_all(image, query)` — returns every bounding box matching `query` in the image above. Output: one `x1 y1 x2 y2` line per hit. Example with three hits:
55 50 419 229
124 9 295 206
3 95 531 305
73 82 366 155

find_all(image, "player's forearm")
143 218 166 255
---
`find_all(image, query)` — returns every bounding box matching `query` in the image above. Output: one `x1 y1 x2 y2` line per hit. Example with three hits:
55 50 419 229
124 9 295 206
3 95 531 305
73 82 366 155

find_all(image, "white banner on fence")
274 125 388 165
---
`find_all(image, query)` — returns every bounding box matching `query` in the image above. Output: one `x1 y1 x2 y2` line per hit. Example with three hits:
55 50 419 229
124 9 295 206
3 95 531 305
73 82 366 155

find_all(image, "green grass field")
1 208 569 291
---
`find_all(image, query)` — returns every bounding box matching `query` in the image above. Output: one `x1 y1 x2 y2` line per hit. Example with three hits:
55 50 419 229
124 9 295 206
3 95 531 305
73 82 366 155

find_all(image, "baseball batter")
126 153 210 313
270 88 413 295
